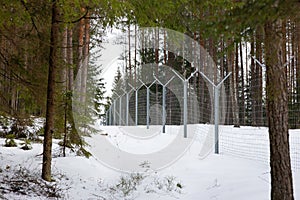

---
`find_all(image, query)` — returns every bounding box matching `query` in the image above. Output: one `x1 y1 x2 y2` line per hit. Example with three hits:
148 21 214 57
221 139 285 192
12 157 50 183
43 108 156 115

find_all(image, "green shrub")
4 134 17 147
20 139 32 150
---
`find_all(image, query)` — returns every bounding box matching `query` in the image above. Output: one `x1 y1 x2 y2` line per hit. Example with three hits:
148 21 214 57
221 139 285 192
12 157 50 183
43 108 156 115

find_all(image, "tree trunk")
80 9 90 104
239 41 245 125
128 24 131 80
42 0 59 182
67 28 73 90
233 43 240 127
255 29 263 126
155 28 159 124
62 28 68 87
297 21 300 128
134 23 137 87
250 38 257 126
264 20 294 200
229 41 239 127
62 27 68 157
76 7 85 101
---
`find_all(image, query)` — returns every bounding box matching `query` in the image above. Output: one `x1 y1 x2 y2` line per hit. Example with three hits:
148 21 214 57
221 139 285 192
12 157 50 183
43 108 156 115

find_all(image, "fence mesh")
105 28 300 172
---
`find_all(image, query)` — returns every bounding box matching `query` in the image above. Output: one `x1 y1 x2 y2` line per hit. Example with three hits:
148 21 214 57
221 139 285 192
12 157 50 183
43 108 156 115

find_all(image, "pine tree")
42 0 59 182
111 66 122 95
265 19 294 200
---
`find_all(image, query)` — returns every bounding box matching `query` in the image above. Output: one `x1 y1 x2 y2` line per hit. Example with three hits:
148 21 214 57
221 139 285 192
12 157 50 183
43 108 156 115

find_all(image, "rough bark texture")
67 28 73 90
233 43 240 127
62 27 68 157
239 42 245 125
80 10 90 104
265 20 294 200
250 38 257 126
76 7 85 98
62 27 68 87
42 0 59 182
296 21 300 128
228 42 239 127
255 28 263 126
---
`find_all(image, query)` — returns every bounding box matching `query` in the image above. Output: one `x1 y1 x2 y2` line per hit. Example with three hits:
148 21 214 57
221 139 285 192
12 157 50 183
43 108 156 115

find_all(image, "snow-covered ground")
1 124 300 199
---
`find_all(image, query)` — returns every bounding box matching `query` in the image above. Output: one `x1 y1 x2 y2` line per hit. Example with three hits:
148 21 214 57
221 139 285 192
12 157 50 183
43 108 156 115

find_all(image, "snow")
1 124 300 199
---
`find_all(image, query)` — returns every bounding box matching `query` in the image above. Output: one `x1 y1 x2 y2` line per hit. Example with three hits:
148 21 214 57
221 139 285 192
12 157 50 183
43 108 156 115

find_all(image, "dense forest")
0 0 300 199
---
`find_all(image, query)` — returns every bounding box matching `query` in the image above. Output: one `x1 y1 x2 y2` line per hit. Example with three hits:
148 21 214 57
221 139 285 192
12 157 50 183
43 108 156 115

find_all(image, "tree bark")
265 20 294 200
62 27 68 88
297 21 300 128
239 42 245 125
234 43 240 127
67 28 73 90
228 40 239 127
42 0 59 182
80 9 90 104
76 7 85 101
250 37 257 126
255 28 263 126
62 27 68 157
128 24 131 80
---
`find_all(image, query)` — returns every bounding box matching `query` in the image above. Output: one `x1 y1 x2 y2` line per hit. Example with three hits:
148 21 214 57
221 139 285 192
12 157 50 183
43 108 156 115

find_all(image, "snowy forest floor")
1 124 300 200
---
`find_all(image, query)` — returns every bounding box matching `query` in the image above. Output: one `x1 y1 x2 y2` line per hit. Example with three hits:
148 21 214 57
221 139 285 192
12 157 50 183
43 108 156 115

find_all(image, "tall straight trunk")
220 38 224 78
164 30 167 65
80 10 90 104
290 23 295 95
42 0 59 182
234 43 240 127
134 24 137 87
128 24 131 80
245 40 250 125
265 20 294 200
208 38 217 83
192 32 197 123
239 41 245 125
155 28 159 124
62 27 68 157
167 51 174 124
228 40 239 127
199 33 206 123
297 21 300 128
290 22 297 128
245 40 249 87
67 28 73 90
250 37 257 126
255 28 263 126
0 36 3 108
62 28 68 87
282 22 289 92
66 26 81 145
76 7 85 100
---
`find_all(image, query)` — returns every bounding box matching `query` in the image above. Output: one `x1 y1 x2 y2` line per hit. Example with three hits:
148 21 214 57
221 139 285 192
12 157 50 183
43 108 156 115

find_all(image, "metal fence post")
135 90 138 125
129 83 143 126
162 86 166 133
139 80 156 129
113 100 116 125
126 93 129 126
171 69 198 138
214 87 220 154
183 80 188 138
146 88 150 129
153 75 174 133
200 72 231 154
